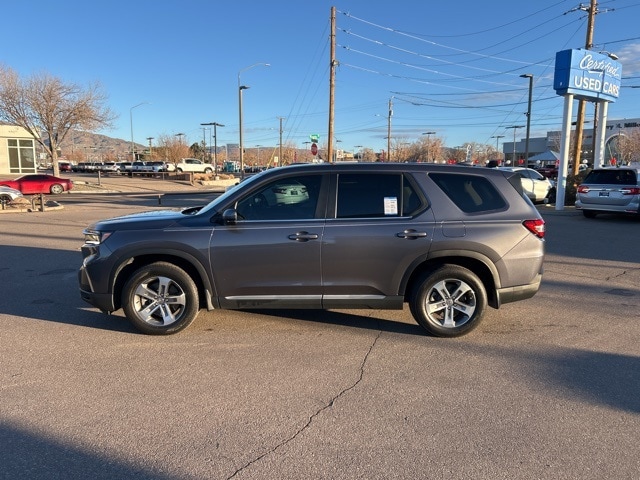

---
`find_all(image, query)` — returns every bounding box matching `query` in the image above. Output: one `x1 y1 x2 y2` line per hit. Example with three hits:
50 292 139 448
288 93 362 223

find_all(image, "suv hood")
89 209 190 231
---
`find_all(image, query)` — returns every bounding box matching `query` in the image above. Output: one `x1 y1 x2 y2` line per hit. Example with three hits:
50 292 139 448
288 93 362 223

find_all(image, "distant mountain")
57 130 142 160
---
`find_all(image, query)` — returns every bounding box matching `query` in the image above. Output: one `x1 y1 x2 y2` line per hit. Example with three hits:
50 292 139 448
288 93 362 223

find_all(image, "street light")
213 123 224 172
354 145 363 160
130 102 149 162
491 135 505 161
201 122 225 172
200 126 209 162
255 144 262 167
146 137 154 158
520 73 533 165
422 131 436 162
238 62 270 177
334 139 342 162
505 125 524 165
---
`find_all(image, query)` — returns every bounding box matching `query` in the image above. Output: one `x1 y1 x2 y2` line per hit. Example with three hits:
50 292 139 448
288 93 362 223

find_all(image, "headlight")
83 229 112 245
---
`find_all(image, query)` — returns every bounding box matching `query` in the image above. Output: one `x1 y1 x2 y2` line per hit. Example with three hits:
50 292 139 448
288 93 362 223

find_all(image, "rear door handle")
288 231 319 242
396 229 427 239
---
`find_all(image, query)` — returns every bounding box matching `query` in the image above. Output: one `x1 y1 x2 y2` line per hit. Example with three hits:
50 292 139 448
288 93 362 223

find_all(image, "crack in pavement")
226 329 383 479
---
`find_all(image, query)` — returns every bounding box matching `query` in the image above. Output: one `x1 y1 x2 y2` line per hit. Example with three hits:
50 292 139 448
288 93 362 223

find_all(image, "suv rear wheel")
122 262 199 335
410 265 487 337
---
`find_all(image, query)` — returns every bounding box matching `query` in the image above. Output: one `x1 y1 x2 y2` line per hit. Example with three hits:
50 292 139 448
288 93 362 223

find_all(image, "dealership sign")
553 49 622 102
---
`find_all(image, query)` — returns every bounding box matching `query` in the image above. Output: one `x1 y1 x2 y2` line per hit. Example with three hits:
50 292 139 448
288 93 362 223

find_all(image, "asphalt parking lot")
1 178 638 479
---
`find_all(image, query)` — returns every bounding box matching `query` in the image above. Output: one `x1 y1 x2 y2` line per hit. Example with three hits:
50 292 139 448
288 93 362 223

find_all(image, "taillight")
577 185 589 193
621 187 640 195
523 219 545 239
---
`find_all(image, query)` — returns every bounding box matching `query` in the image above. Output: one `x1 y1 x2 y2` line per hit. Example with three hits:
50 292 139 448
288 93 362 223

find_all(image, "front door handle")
288 231 319 242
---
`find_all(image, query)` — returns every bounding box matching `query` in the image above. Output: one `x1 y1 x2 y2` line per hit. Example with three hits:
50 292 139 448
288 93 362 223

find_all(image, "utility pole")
571 0 597 176
387 97 393 162
328 6 336 163
278 116 285 166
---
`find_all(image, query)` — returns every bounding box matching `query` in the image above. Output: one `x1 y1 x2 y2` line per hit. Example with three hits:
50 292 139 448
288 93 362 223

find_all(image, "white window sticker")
384 197 398 215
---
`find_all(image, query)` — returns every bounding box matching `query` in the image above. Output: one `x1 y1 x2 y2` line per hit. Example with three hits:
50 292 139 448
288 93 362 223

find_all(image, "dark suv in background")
79 163 545 337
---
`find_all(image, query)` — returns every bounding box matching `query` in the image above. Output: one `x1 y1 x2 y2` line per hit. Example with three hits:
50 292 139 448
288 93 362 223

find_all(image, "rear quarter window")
430 173 507 213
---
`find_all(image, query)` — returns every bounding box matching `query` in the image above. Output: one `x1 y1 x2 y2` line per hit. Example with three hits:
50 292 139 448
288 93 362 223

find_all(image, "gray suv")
79 163 545 337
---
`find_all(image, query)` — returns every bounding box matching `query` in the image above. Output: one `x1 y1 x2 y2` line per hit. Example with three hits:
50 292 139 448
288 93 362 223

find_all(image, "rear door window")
335 173 423 218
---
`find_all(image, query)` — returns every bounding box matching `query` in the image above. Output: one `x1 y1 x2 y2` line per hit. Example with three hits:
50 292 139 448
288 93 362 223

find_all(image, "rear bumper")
496 273 542 307
575 199 640 213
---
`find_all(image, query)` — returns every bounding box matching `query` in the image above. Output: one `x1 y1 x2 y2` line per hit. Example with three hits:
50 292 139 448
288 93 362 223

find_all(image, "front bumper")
78 265 116 313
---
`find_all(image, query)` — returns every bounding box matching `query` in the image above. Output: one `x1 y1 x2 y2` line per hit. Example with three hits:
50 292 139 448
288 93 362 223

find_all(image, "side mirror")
222 208 238 225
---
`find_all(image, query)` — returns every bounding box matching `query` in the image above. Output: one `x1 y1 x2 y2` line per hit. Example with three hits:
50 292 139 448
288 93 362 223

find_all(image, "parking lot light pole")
212 123 224 173
238 63 270 178
238 86 249 177
506 125 524 165
201 122 224 170
491 135 505 162
520 74 533 165
130 102 149 162
422 131 435 162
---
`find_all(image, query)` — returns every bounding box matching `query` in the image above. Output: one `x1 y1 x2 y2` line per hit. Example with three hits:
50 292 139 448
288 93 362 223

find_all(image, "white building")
0 123 38 175
503 117 640 167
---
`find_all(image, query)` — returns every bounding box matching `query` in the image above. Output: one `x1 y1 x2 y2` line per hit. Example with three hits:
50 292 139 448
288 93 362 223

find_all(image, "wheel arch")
111 251 214 312
403 253 499 309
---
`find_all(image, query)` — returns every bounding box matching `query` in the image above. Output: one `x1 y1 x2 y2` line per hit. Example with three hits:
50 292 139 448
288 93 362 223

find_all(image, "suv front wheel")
122 262 199 335
410 265 487 337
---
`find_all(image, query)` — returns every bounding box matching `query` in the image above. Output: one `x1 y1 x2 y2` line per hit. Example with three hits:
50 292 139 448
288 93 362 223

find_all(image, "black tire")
50 183 64 194
546 187 556 204
409 265 487 337
583 210 597 218
0 194 12 206
176 168 183 173
204 167 213 174
122 262 199 335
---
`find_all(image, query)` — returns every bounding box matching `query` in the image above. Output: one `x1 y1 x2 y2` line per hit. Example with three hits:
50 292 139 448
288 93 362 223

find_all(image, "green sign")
310 134 320 143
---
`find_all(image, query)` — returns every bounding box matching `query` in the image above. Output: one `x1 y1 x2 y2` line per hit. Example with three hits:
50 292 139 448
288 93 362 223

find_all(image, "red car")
0 174 73 195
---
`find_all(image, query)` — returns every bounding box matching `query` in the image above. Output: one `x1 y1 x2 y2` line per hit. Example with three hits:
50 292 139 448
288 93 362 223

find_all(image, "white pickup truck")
175 158 214 174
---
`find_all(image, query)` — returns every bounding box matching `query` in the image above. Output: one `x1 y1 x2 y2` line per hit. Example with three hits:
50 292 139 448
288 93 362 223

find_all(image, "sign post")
553 48 622 210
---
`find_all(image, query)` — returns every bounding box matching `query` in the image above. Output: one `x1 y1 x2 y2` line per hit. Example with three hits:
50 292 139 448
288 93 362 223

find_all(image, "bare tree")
155 133 190 168
0 65 116 176
615 129 640 165
359 147 377 162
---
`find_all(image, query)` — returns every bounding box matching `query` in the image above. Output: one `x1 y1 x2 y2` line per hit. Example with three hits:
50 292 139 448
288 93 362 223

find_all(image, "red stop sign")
311 143 318 155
